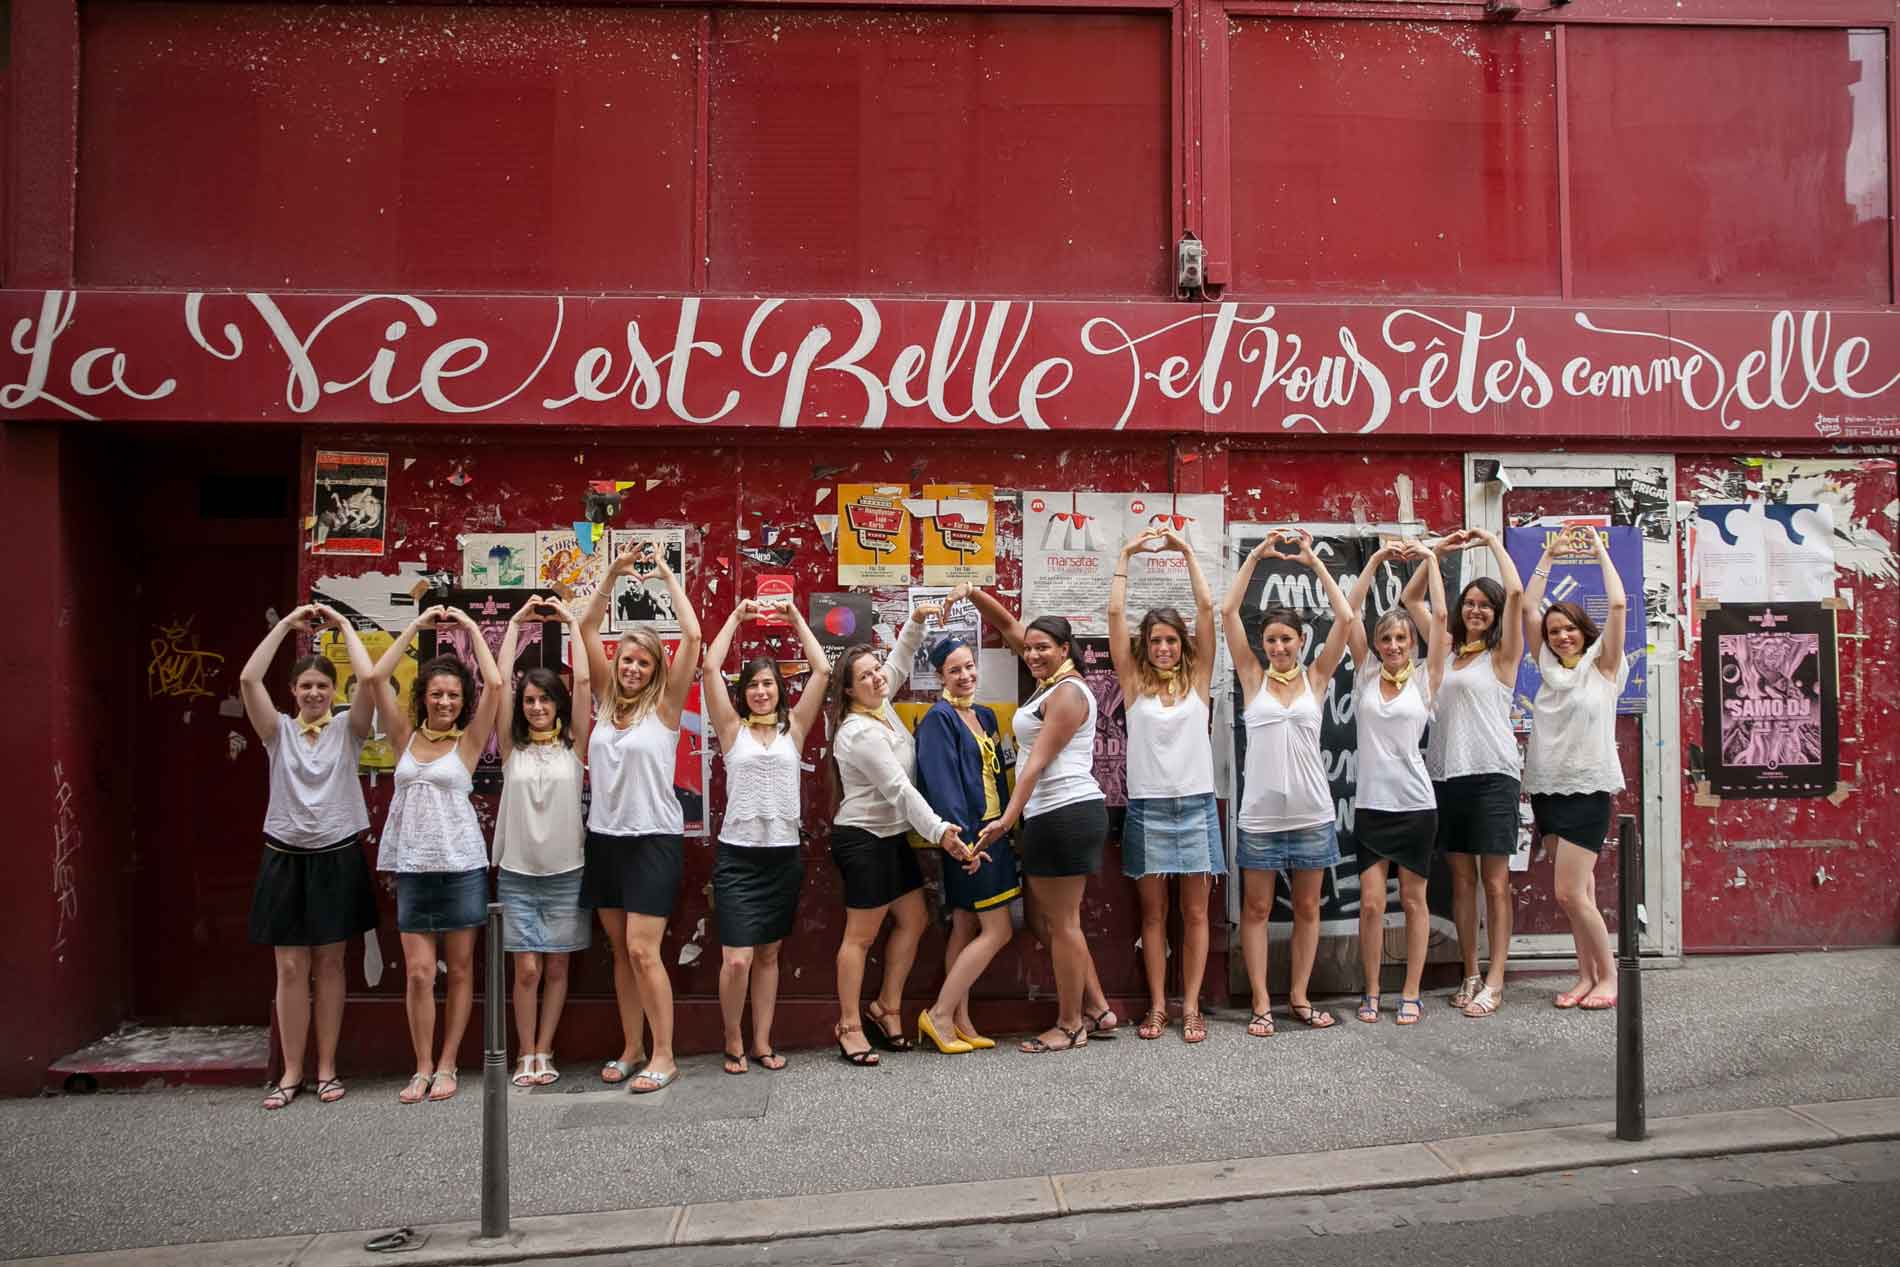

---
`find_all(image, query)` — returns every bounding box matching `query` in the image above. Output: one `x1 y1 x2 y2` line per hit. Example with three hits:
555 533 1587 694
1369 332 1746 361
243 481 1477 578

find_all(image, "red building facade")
4 0 1897 1094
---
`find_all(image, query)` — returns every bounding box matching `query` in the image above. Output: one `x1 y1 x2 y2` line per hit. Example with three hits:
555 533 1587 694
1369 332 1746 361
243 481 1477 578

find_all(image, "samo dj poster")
1700 603 1838 799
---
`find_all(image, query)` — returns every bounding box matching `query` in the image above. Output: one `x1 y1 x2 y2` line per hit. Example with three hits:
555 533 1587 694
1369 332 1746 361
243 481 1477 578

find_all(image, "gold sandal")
1137 1008 1168 1040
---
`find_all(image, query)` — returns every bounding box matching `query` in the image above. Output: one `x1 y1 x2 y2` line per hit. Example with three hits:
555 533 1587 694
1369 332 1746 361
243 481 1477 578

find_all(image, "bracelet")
1533 566 1550 578
1112 572 1128 580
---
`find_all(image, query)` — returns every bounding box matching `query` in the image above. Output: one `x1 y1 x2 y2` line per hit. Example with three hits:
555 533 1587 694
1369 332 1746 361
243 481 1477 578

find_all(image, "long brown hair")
1131 606 1196 696
601 624 668 725
822 644 879 812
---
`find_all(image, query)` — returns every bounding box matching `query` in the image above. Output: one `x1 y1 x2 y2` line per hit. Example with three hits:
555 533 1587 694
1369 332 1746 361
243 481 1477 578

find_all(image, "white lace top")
377 738 488 873
1523 639 1629 796
1425 653 1523 782
719 725 802 848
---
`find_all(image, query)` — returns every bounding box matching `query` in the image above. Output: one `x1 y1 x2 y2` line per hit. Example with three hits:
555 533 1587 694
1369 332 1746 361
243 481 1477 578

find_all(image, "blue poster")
1504 522 1647 726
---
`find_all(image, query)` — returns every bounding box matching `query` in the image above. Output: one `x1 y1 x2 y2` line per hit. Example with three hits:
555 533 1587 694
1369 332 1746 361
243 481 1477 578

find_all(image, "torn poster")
421 590 565 786
310 560 432 631
535 528 612 621
606 527 688 633
1701 603 1838 798
1760 457 1897 586
1613 467 1673 543
318 628 415 772
904 587 982 692
311 451 389 556
916 483 996 585
1022 491 1225 636
838 484 912 584
460 533 535 589
1505 521 1647 721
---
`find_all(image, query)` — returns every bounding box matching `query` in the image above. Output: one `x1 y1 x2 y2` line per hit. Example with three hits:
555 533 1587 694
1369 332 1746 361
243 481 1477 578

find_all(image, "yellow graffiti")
147 616 225 701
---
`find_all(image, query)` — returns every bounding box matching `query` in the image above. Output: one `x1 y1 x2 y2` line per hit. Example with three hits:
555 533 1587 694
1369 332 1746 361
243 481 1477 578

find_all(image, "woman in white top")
701 595 831 1074
368 605 505 1103
1523 526 1629 1011
823 603 968 1065
492 596 591 1088
1346 541 1447 1028
239 603 380 1109
577 540 702 1093
970 600 1114 1055
1401 528 1525 1019
1108 528 1218 1045
1222 529 1357 1037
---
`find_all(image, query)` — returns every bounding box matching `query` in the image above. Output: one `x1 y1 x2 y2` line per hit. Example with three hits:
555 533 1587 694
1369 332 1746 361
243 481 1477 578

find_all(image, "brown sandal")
1181 1011 1208 1044
1137 1009 1168 1040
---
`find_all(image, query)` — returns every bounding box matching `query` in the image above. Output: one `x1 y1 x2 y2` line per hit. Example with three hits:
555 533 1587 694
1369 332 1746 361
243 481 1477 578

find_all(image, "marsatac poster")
917 483 996 585
311 451 389 556
838 484 912 584
1701 604 1838 799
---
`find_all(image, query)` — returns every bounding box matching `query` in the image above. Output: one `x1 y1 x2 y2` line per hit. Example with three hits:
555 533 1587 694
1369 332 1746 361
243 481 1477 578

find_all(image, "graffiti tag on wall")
147 615 225 701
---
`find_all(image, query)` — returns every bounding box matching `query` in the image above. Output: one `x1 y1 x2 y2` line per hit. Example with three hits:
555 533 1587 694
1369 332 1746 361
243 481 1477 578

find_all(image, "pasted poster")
319 627 417 773
1701 604 1838 799
810 592 877 651
1021 492 1225 636
311 451 389 556
838 484 912 584
606 527 688 633
916 483 996 585
1014 636 1127 808
904 587 981 693
571 634 707 836
535 529 612 620
1504 521 1647 723
460 533 535 589
1690 502 1836 619
1228 525 1460 944
420 590 565 787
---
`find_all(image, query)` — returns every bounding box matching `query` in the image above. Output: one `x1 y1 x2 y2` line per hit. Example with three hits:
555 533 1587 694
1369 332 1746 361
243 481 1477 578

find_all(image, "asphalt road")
538 1140 1900 1267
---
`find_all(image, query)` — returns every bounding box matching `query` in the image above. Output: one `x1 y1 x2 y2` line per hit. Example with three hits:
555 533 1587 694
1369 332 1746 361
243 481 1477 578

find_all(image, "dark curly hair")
510 666 573 747
411 653 477 730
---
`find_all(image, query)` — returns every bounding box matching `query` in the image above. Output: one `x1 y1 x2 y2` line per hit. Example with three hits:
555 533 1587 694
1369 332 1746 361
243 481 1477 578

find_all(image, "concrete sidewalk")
4 950 1898 1263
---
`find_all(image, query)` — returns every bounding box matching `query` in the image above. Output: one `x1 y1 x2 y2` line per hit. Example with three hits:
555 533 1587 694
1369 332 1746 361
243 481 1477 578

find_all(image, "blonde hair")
602 625 669 724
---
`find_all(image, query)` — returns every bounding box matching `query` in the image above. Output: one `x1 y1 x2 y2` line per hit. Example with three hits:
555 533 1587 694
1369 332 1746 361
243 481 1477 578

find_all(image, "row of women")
241 524 1627 1107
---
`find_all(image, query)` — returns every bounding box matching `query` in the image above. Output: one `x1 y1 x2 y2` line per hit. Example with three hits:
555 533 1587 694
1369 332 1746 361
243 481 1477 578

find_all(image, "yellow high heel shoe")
917 1010 974 1054
953 1026 996 1050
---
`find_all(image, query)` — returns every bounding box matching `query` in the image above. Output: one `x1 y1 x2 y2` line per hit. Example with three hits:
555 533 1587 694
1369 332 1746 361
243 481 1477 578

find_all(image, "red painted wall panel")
76 3 699 290
1226 18 1562 298
708 10 1173 297
1567 25 1891 302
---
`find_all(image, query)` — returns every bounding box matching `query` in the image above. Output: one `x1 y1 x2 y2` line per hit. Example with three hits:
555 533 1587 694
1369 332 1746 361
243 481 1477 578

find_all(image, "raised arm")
785 601 833 742
883 599 935 697
700 599 751 751
368 606 434 753
1222 535 1275 699
493 599 533 763
1473 527 1526 684
1401 530 1462 650
1172 528 1218 697
964 586 1024 655
1522 528 1563 663
454 608 505 767
1343 542 1398 667
314 604 379 740
1591 527 1628 677
1107 530 1154 702
579 543 637 694
238 604 313 746
1300 533 1358 684
540 597 593 758
652 545 702 716
1421 541 1451 695
975 683 1086 852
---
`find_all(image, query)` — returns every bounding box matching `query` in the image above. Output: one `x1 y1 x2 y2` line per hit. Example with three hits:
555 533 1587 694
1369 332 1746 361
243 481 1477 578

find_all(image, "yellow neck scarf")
295 712 332 738
1038 658 1079 687
419 724 463 743
746 713 780 727
941 690 974 708
1266 665 1302 685
528 721 561 744
1380 661 1415 687
1458 640 1488 657
849 704 887 723
1558 652 1583 670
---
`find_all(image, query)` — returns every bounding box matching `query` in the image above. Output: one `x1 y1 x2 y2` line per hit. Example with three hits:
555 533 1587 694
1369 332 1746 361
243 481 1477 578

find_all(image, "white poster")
459 533 535 589
904 587 982 692
607 527 689 633
1692 502 1835 606
1021 491 1225 635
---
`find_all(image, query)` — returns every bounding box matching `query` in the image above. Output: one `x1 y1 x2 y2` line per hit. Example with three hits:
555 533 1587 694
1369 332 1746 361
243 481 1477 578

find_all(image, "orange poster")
919 483 996 585
838 484 912 584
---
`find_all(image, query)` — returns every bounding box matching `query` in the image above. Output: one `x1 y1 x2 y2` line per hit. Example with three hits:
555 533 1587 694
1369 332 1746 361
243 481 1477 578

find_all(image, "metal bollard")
1614 815 1646 1142
480 902 511 1240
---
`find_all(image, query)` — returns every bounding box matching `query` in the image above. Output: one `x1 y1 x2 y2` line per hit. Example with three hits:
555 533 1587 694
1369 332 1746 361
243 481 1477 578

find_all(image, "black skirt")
1532 792 1613 852
714 844 804 946
579 831 684 918
829 826 923 910
1434 774 1521 857
1019 797 1109 878
1355 808 1438 880
248 834 380 947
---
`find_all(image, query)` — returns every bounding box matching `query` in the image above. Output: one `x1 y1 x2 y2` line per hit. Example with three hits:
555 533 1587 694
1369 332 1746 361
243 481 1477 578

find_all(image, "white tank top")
1425 653 1522 782
1353 660 1436 813
719 726 802 848
587 709 685 836
262 714 370 848
1013 675 1102 818
377 738 488 873
1125 689 1215 799
1238 677 1333 833
493 742 586 876
1523 639 1629 796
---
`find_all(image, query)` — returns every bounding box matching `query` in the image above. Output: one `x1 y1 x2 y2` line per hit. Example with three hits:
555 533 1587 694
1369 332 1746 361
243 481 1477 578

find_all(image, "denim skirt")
395 867 488 934
497 867 591 953
1236 821 1341 873
1122 793 1224 878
